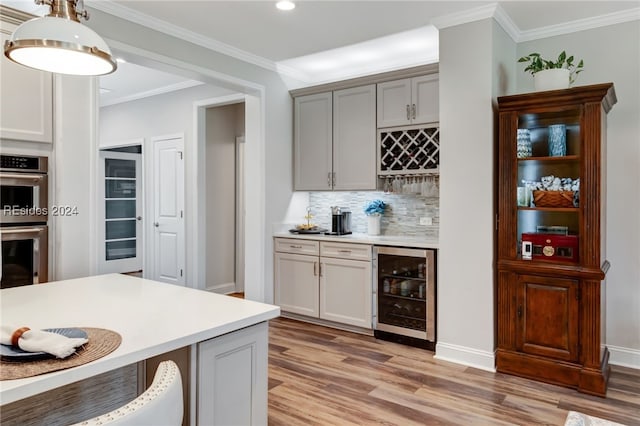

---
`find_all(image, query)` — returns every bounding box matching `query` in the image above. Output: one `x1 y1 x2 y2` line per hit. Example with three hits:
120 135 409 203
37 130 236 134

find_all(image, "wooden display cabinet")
496 84 616 396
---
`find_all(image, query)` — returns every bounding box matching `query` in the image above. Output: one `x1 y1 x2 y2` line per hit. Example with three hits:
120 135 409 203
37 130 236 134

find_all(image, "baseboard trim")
434 341 496 372
279 312 374 336
207 282 235 294
607 345 640 369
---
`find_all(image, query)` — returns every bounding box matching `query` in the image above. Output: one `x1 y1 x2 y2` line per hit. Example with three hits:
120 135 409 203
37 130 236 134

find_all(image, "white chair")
71 360 183 426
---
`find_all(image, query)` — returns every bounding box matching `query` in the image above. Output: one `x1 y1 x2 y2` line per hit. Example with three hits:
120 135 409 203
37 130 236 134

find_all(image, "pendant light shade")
4 0 116 76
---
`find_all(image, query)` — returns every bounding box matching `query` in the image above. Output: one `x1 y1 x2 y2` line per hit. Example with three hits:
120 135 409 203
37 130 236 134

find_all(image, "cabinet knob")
412 104 416 119
406 104 411 120
154 222 159 227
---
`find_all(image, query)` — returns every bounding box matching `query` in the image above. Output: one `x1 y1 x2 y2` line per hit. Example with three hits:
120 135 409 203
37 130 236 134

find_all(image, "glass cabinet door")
98 151 142 273
515 108 581 263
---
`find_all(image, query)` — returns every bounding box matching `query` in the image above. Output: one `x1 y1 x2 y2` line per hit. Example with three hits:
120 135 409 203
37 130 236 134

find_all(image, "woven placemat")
0 328 121 381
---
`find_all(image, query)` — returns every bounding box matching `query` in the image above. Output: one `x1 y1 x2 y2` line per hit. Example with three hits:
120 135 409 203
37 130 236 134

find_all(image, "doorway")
204 102 245 294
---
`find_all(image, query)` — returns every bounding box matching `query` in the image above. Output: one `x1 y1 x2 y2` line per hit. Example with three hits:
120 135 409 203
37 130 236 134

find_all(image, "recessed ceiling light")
276 1 295 11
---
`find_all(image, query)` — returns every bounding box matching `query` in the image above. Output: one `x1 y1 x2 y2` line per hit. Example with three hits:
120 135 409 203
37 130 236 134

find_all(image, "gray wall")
100 85 234 144
516 20 640 365
438 18 509 368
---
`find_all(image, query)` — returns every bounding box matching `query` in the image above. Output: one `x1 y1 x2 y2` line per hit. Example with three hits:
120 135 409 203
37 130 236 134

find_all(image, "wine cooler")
373 246 436 350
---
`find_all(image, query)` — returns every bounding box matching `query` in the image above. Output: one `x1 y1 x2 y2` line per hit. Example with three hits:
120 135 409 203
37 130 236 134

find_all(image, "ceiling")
4 0 639 105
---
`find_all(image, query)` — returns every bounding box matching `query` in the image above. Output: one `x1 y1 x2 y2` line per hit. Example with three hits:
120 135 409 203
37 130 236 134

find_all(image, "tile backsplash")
308 192 439 238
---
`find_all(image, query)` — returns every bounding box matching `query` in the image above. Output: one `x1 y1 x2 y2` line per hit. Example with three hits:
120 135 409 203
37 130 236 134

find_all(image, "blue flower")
364 199 386 216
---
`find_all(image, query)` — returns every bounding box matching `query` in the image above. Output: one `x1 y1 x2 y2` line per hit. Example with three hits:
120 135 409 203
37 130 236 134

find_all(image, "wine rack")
378 124 440 176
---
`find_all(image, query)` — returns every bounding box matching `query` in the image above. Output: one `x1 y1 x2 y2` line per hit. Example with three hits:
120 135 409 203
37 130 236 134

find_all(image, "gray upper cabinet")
377 74 439 128
0 26 53 144
294 84 376 191
294 92 333 191
332 84 376 191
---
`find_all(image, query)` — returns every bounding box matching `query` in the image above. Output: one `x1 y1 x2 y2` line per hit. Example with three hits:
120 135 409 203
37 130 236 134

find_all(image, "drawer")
274 238 319 255
320 241 371 261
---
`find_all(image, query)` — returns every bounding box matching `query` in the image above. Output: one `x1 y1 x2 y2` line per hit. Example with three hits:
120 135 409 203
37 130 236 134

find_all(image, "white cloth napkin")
0 325 88 359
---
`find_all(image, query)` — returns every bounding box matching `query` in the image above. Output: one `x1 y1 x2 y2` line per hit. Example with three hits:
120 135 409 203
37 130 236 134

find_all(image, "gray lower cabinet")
274 237 372 329
198 322 269 425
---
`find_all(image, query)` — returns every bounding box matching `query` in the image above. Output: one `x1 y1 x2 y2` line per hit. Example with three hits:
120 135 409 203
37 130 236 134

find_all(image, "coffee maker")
329 206 352 235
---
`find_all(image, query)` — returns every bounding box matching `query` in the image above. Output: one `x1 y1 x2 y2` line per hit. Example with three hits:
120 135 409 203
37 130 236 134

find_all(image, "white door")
98 151 142 274
152 136 185 285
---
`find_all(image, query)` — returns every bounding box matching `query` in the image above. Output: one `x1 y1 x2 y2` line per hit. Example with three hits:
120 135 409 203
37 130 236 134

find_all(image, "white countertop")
0 274 280 404
274 232 439 249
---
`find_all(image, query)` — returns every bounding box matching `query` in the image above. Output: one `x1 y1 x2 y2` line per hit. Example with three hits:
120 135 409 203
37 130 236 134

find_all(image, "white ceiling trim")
100 80 205 107
430 2 498 30
517 7 640 43
492 3 520 43
88 1 287 76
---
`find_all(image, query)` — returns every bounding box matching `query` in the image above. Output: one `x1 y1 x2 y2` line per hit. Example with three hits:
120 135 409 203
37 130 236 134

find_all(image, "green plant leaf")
558 51 566 65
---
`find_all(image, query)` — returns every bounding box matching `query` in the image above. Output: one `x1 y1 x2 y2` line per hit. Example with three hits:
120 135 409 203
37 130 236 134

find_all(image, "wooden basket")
532 190 575 208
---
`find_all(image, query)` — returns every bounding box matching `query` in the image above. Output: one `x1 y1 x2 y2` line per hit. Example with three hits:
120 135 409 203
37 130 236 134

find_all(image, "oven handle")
0 226 47 239
0 173 47 184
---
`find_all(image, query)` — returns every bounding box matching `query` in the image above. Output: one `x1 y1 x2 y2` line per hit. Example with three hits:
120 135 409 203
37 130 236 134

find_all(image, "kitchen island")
0 274 279 425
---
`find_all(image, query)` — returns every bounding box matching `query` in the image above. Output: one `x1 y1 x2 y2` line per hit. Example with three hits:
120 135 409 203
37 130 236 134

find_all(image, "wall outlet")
419 217 432 226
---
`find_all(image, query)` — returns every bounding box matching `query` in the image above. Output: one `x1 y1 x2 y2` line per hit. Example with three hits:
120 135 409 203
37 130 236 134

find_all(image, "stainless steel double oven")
1 154 49 288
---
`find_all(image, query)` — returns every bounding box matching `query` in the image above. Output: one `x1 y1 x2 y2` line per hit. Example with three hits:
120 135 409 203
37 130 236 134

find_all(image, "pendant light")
4 0 116 76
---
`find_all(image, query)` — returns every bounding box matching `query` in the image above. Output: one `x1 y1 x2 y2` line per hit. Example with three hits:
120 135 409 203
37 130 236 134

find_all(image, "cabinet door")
0 29 53 143
274 252 319 317
516 274 579 362
411 74 439 125
293 92 332 190
320 257 372 329
333 84 377 190
198 322 268 426
377 78 411 128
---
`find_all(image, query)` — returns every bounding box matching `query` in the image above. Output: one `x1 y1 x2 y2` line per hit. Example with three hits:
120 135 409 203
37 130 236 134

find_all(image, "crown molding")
87 0 640 86
100 80 204 107
431 3 499 30
431 2 640 45
492 3 520 42
517 7 640 42
0 4 36 26
87 1 293 78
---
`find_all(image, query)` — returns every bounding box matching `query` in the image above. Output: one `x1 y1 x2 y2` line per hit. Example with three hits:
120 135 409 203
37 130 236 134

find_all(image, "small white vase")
534 69 570 91
367 215 381 236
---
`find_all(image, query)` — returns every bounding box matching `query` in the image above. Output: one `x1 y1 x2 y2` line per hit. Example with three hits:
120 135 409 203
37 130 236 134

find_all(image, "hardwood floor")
268 317 640 425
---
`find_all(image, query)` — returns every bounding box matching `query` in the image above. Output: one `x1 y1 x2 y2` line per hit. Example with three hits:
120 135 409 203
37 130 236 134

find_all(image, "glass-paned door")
98 150 142 273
